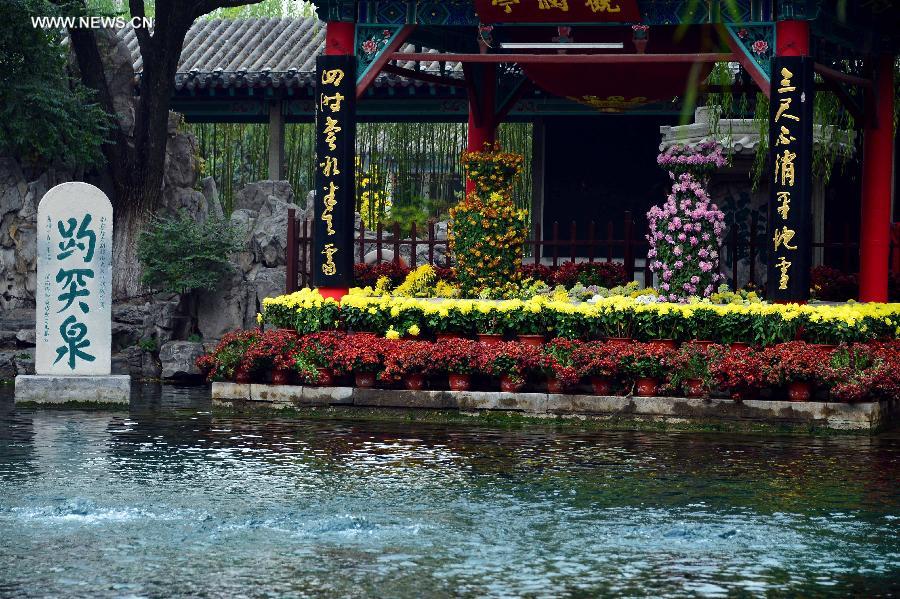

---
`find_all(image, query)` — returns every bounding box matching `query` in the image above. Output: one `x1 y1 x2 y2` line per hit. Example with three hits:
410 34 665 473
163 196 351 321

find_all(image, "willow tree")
56 0 262 296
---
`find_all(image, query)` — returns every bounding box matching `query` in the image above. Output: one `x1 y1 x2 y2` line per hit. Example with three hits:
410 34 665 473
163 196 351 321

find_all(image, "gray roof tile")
118 17 459 91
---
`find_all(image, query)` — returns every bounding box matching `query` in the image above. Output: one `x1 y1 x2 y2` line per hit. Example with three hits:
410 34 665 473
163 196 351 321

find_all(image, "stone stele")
16 183 128 404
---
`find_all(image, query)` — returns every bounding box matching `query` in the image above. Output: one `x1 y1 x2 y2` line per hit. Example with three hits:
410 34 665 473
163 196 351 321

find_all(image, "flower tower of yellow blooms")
450 142 528 295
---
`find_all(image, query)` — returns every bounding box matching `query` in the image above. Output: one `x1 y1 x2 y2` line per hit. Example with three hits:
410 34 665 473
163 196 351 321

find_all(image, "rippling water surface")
1 385 898 598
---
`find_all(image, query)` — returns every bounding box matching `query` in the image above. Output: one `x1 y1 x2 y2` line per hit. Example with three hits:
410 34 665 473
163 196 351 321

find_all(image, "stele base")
14 375 131 404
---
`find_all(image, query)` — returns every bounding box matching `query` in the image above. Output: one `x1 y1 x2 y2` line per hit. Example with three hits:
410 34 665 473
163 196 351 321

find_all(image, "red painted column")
325 21 355 56
775 20 810 57
859 54 895 303
318 20 355 303
465 64 497 194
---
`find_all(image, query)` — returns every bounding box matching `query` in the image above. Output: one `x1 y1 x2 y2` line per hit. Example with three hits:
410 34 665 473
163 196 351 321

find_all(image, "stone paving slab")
211 383 897 431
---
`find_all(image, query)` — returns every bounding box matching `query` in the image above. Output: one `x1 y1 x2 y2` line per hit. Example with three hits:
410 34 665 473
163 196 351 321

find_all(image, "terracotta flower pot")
500 375 523 393
788 380 812 402
729 342 751 351
694 340 715 348
635 377 659 397
590 376 613 395
436 333 462 342
606 337 632 346
278 328 300 339
518 334 544 347
315 368 333 386
477 333 504 346
684 378 705 398
547 377 564 394
271 368 292 385
234 366 252 384
354 372 376 388
404 373 426 390
649 339 677 351
448 373 471 391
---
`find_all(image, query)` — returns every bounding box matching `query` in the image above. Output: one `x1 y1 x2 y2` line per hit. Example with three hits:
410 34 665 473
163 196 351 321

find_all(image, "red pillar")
775 20 810 57
325 21 355 56
859 54 895 303
465 64 497 194
317 20 356 303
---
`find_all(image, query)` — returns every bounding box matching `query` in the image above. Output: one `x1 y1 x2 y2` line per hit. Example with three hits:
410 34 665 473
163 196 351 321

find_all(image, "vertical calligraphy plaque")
313 54 357 289
767 56 814 302
35 183 113 375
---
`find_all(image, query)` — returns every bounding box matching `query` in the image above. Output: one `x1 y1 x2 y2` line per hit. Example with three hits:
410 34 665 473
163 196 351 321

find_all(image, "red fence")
286 208 877 294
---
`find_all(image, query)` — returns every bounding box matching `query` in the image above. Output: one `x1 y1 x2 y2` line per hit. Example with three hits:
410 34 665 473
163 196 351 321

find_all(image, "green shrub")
138 211 244 294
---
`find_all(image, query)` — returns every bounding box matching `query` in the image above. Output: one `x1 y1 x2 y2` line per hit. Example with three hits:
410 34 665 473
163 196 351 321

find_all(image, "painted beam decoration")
475 0 639 23
313 54 357 288
767 56 813 302
36 183 112 375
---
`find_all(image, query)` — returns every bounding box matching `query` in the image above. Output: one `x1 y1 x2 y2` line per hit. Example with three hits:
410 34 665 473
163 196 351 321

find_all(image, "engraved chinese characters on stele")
35 183 113 376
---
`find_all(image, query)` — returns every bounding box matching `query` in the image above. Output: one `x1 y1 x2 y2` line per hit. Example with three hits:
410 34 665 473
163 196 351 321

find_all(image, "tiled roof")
118 17 458 91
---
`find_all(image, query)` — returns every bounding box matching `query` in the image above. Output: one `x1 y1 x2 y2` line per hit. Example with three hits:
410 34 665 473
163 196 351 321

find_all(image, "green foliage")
137 211 244 294
189 121 533 218
0 0 109 167
138 337 158 352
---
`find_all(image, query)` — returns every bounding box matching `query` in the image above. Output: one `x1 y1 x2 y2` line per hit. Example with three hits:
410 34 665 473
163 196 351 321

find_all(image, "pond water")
1 385 898 598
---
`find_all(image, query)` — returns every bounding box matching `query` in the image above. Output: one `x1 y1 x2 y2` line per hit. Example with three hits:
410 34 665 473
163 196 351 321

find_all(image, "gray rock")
163 122 199 190
111 322 142 352
144 296 190 345
197 269 255 342
141 351 162 380
0 330 17 348
112 346 143 378
14 350 34 376
250 267 285 306
15 329 35 347
233 180 294 212
201 176 224 219
250 196 300 268
159 341 205 380
111 353 130 376
160 186 208 223
229 209 257 273
113 302 147 326
0 351 16 380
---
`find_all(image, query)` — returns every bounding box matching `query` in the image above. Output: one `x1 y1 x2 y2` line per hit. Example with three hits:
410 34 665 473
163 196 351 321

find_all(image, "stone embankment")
212 383 897 432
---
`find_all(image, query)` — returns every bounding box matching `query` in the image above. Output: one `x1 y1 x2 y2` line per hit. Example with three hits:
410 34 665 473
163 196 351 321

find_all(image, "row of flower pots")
197 330 900 403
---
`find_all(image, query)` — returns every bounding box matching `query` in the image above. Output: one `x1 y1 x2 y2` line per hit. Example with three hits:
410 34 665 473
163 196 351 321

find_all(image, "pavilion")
133 1 898 303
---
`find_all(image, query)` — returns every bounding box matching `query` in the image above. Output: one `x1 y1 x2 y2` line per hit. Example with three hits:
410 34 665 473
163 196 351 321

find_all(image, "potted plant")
473 303 505 344
710 346 764 401
333 333 383 388
342 301 389 335
261 289 341 334
430 338 478 391
479 341 539 393
669 342 724 398
539 338 580 394
634 306 682 348
597 303 635 343
762 341 830 402
295 331 344 385
572 341 620 395
242 329 298 384
196 329 259 382
380 340 433 390
617 342 672 397
509 301 549 346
